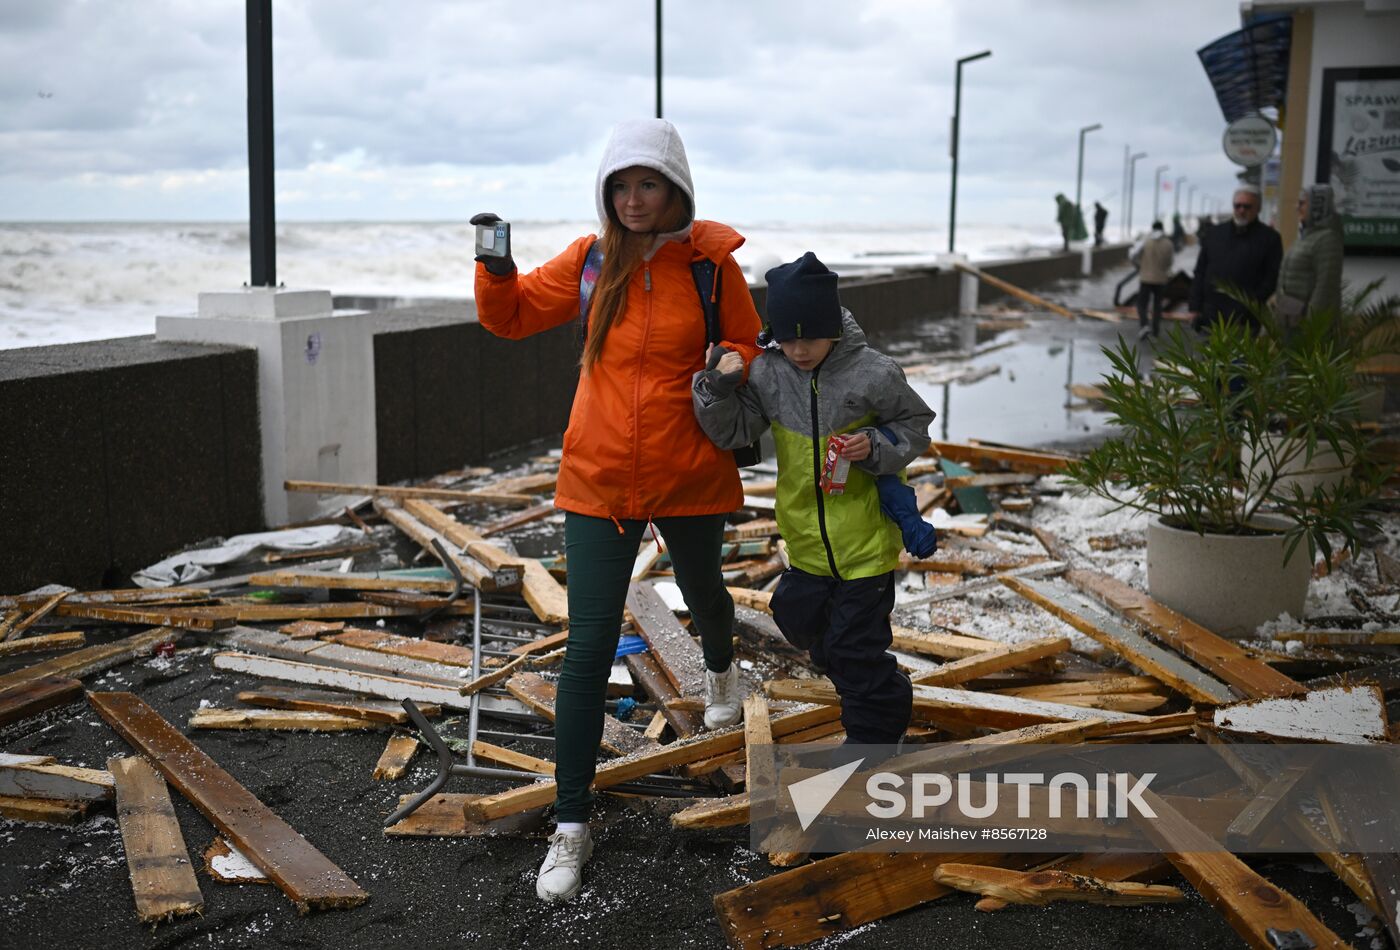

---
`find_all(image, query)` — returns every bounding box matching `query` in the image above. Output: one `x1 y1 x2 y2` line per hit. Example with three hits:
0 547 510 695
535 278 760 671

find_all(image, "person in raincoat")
1276 183 1344 329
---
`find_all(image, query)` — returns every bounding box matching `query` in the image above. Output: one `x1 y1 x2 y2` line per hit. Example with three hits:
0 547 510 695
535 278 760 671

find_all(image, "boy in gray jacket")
692 252 935 744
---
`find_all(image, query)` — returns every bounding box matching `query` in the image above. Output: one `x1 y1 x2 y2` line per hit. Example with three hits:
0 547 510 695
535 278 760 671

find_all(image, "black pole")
247 0 275 287
655 0 662 119
948 50 990 254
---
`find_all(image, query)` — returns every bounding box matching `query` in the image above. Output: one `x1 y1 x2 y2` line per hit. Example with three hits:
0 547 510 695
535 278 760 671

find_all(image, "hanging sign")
1222 115 1277 167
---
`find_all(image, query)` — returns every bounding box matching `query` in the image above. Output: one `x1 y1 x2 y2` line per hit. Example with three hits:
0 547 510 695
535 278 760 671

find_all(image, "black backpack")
578 239 761 467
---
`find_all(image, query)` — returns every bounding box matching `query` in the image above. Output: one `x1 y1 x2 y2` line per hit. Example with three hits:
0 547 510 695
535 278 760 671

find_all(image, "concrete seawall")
0 245 1129 592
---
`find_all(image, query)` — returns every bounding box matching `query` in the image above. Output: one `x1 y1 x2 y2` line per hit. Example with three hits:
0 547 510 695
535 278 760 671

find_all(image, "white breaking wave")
0 220 1064 350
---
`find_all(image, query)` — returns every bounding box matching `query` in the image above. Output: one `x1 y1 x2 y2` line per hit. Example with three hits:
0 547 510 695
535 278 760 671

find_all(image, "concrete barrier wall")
0 338 262 592
1 244 1130 591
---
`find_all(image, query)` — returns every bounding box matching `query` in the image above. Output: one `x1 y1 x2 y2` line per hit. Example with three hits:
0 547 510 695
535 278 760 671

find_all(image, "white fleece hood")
594 118 695 226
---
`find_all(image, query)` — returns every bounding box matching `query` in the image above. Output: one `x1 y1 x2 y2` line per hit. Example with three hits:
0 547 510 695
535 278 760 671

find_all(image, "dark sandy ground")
2 259 1388 949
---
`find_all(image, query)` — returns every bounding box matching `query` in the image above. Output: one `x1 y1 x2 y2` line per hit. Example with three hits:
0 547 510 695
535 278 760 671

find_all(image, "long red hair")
581 174 691 371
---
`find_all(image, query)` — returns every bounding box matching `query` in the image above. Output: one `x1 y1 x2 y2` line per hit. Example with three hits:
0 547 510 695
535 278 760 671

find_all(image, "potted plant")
1064 310 1386 638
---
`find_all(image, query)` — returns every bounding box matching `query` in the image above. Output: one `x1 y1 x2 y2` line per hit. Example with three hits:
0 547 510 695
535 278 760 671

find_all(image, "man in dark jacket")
1188 186 1283 332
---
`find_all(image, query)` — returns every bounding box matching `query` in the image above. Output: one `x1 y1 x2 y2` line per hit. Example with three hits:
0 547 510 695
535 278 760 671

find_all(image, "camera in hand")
475 220 511 258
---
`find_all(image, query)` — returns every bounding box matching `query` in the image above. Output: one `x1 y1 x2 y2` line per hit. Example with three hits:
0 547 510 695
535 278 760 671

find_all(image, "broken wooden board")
928 439 1074 474
57 601 418 630
504 672 660 757
507 629 570 657
375 501 518 593
932 863 1184 906
457 653 529 696
1224 762 1316 850
479 501 557 538
626 581 706 698
108 756 203 923
250 570 457 594
1130 783 1349 950
899 560 1067 608
0 587 211 611
908 635 1071 686
188 708 381 732
0 794 88 824
520 558 569 625
325 628 474 668
0 675 82 727
278 620 345 639
1002 575 1237 705
235 685 434 724
284 478 534 507
470 740 554 775
89 691 367 912
952 261 1075 318
1271 629 1400 646
1211 685 1388 744
213 651 472 710
400 499 528 579
465 704 843 822
726 586 773 613
1 590 71 642
384 792 544 838
0 759 113 802
0 627 178 695
625 651 704 737
890 625 1002 660
372 735 421 780
221 626 469 686
1066 569 1306 699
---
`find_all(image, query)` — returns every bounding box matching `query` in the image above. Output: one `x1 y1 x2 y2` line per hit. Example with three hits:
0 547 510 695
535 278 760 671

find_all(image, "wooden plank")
726 586 773 613
88 691 367 912
52 603 228 631
213 652 473 710
503 672 660 757
376 502 516 593
928 439 1075 474
899 560 1067 608
507 629 570 657
0 627 178 694
457 653 529 696
631 539 664 580
400 498 528 577
56 601 418 629
2 591 71 641
0 760 113 801
279 620 345 640
221 627 469 687
188 708 380 732
285 478 534 507
108 756 203 923
479 501 556 537
1066 569 1306 699
326 628 474 668
0 587 211 610
0 676 82 727
671 793 750 829
625 651 704 737
250 570 457 594
908 635 1071 686
372 736 421 780
1212 685 1388 744
464 704 842 822
0 631 86 655
384 792 544 838
480 471 557 495
236 686 433 724
932 863 1184 906
1131 783 1349 950
520 559 569 624
890 625 1002 659
0 794 87 824
205 838 271 884
1002 575 1237 705
1224 762 1316 850
470 740 554 775
626 582 706 698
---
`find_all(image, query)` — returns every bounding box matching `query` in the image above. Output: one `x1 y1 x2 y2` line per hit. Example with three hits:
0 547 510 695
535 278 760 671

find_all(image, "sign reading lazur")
1223 115 1278 168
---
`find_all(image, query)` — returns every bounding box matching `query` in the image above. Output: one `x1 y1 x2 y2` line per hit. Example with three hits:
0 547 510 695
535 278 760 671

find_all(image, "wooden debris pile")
2 446 1399 949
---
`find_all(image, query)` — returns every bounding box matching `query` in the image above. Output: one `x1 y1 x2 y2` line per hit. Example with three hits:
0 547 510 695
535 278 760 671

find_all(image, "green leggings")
553 511 734 822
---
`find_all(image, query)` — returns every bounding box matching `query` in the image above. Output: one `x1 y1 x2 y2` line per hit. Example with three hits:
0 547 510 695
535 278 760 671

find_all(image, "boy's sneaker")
536 827 593 902
704 663 742 730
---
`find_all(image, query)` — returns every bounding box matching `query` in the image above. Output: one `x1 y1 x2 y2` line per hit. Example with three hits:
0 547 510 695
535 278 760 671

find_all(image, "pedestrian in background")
1276 184 1344 334
1131 220 1174 340
1188 185 1282 333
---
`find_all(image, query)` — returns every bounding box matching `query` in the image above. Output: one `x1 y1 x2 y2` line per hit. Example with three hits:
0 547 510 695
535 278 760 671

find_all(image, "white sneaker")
535 827 593 902
704 662 742 730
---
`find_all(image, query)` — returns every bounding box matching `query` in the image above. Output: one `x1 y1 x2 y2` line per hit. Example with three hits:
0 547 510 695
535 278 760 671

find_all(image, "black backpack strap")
577 239 604 349
691 257 722 346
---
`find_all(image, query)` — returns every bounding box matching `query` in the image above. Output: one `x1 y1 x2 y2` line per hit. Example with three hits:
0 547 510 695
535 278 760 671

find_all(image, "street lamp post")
1121 145 1130 240
1152 164 1169 223
1174 175 1186 216
247 0 275 287
1127 151 1147 237
654 0 662 118
948 49 991 254
1075 123 1102 226
1187 184 1197 220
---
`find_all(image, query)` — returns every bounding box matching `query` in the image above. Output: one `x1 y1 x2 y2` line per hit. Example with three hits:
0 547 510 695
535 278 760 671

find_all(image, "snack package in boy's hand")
821 434 852 495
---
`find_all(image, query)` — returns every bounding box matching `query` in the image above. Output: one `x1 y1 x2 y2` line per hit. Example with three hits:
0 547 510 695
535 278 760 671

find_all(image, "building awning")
1196 12 1293 122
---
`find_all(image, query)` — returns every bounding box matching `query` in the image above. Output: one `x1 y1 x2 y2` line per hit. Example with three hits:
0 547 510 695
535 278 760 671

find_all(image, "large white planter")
1146 516 1310 639
1241 432 1352 498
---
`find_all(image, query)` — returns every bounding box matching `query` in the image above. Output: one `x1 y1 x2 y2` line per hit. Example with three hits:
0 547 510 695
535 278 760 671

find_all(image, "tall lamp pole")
1187 184 1197 219
1174 175 1187 216
247 0 275 287
948 49 991 253
1075 123 1101 225
1120 145 1130 240
1127 151 1147 236
654 0 662 118
1152 164 1169 223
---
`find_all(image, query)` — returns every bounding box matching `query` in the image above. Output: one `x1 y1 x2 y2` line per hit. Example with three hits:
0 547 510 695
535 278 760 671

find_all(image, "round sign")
1222 115 1277 167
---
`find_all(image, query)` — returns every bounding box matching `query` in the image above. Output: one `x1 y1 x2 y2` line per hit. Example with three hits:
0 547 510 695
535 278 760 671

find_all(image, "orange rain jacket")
475 220 763 522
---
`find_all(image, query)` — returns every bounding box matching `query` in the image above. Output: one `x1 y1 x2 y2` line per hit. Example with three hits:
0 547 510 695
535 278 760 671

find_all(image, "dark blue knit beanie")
764 252 842 341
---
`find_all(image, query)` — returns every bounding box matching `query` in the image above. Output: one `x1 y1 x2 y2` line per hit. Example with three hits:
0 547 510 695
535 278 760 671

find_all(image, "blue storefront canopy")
1197 12 1293 122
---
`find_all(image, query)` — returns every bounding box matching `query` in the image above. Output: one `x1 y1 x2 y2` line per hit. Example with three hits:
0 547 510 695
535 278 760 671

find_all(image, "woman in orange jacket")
471 118 762 902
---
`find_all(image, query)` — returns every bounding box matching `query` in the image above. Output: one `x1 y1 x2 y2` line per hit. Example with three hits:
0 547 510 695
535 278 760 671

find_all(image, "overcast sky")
0 0 1250 228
